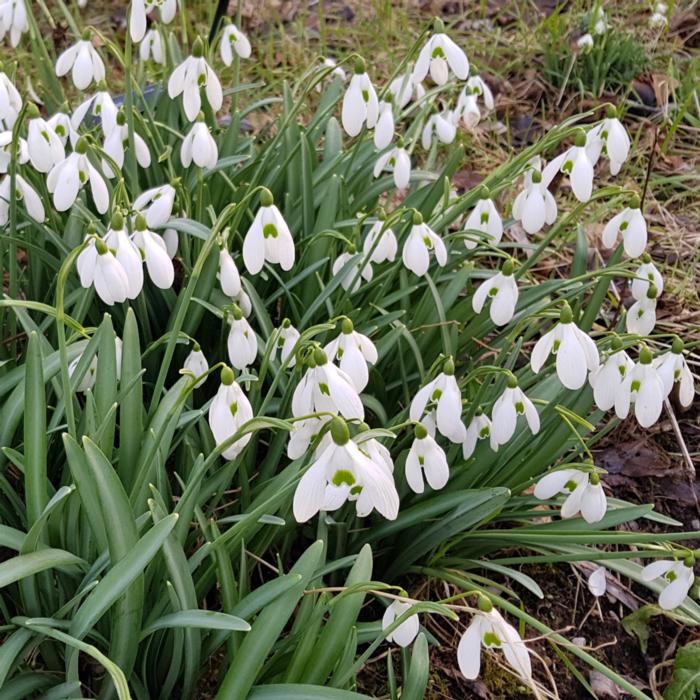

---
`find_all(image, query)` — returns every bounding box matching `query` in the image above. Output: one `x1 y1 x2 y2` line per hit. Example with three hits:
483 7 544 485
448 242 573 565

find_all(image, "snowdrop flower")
71 90 119 137
626 285 658 337
129 0 177 43
531 304 599 390
587 110 630 175
139 29 164 64
208 366 254 460
405 422 449 494
0 0 28 47
546 129 595 203
287 416 330 460
601 199 647 258
102 112 151 177
132 214 175 289
458 600 532 682
0 174 44 225
0 130 27 173
69 352 97 393
332 250 373 292
491 377 540 447
133 184 176 229
181 115 218 169
382 600 420 647
373 101 394 150
0 70 20 129
641 558 695 610
463 195 503 248
615 345 665 427
220 22 251 65
47 112 78 147
653 337 694 407
409 358 466 443
631 254 663 301
103 212 144 299
242 189 295 274
472 260 518 326
321 57 346 82
324 318 377 393
55 33 105 90
462 410 498 459
412 23 469 86
168 38 223 121
512 158 558 235
373 145 411 190
577 33 594 51
47 138 109 214
341 59 378 137
77 235 129 305
588 566 607 597
218 247 241 298
293 417 399 522
292 347 364 420
363 215 397 263
421 110 456 150
534 468 607 523
183 344 208 387
455 75 493 128
274 319 300 367
227 306 257 370
588 337 634 411
591 5 607 34
26 111 65 173
650 4 668 28
389 71 424 108
402 212 447 277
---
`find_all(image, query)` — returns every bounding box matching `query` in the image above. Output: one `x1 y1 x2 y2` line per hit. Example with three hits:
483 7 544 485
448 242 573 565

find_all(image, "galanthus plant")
0 6 697 700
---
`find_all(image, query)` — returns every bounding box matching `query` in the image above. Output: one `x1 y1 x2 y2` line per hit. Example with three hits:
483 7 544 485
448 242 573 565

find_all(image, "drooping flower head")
363 211 397 264
602 196 647 258
491 375 540 448
641 557 695 610
382 599 420 647
653 336 694 407
534 467 607 523
55 31 106 90
472 259 518 327
402 211 447 277
412 19 469 86
226 304 257 370
324 317 378 393
341 57 378 137
208 365 254 461
219 21 251 65
405 422 449 494
615 345 665 427
588 335 634 412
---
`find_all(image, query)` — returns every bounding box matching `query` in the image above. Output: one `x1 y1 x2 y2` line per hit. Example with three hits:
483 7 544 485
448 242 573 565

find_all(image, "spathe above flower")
512 157 558 235
46 137 109 214
409 357 466 443
405 422 449 494
615 345 665 427
292 347 364 421
491 376 540 447
530 303 599 390
208 366 254 461
588 335 634 412
227 305 257 370
534 467 607 523
412 20 469 86
653 336 694 407
402 211 447 277
242 188 295 274
181 113 218 169
220 22 251 64
324 317 378 393
292 416 399 522
168 37 223 121
458 597 532 682
626 284 658 337
641 557 695 610
463 192 503 249
472 259 518 326
341 58 378 137
601 196 647 258
55 31 106 90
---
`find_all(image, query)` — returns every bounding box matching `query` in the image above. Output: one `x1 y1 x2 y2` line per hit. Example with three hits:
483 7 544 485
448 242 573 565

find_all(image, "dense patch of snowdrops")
0 2 697 697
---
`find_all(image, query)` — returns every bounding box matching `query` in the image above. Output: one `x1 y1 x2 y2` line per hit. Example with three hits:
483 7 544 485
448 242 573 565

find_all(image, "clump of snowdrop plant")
0 6 697 700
